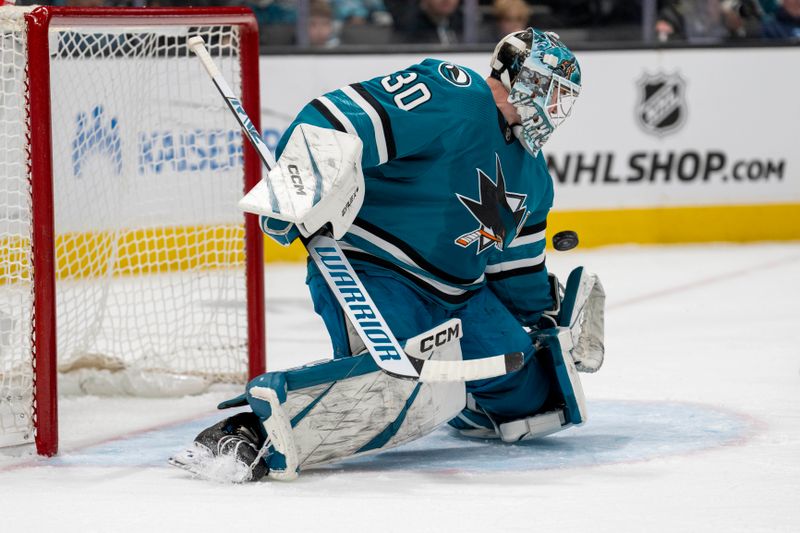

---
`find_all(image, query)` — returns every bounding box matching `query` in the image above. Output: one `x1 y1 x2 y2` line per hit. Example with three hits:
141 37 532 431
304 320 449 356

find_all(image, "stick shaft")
189 37 277 170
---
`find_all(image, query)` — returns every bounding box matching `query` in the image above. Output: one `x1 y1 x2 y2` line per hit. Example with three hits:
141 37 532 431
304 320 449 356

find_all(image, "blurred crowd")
14 0 800 46
655 0 800 41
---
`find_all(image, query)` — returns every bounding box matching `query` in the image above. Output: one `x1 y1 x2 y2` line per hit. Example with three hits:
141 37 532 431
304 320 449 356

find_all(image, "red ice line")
608 253 800 310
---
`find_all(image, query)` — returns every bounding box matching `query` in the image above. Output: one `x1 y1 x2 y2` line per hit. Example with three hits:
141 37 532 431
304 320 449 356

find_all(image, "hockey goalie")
171 28 606 482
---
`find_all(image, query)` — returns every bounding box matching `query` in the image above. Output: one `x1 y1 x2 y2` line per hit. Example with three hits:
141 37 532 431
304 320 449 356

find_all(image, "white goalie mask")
491 28 582 156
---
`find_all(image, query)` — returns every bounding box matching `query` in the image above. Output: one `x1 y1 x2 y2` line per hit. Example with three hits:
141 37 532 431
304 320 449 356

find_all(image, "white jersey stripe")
341 85 389 164
338 242 471 296
348 224 420 269
347 224 485 286
485 252 546 274
317 95 357 136
509 230 546 248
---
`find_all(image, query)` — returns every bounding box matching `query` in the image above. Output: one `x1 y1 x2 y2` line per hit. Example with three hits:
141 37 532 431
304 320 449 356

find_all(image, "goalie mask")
491 28 581 156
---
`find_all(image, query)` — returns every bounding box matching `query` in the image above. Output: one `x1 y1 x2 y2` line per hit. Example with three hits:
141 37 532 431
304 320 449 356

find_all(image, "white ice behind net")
1 11 253 447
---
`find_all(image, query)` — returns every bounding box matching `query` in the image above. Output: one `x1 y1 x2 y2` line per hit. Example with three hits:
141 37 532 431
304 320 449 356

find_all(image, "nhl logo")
636 72 686 137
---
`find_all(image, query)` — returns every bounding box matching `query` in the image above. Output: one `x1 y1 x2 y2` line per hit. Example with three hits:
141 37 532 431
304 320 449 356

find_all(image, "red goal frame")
21 6 265 456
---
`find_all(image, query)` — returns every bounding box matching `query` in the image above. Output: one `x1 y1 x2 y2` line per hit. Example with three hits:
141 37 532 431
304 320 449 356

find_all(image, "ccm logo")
419 323 461 353
287 164 306 196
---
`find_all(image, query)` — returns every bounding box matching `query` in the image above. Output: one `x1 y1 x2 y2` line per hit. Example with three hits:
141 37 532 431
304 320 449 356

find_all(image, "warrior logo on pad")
455 155 528 254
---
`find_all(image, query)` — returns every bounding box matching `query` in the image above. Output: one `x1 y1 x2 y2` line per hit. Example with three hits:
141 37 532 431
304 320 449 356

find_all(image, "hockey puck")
552 230 579 251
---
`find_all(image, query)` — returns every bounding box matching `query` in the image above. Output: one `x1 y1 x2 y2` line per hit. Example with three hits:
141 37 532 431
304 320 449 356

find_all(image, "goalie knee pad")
452 329 587 443
450 266 604 443
488 266 602 442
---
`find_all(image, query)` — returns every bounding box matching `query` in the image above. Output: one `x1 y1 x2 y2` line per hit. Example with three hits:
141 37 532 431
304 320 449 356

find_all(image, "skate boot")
169 412 269 483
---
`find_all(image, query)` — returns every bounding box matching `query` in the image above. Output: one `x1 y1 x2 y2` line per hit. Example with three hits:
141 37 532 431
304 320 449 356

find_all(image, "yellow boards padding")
547 204 800 247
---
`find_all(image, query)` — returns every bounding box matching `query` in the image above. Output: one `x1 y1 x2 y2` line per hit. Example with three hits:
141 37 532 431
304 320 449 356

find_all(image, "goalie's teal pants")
307 265 551 423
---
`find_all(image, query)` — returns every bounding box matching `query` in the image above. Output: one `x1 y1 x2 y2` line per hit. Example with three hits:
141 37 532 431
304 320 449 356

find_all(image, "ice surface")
1 243 799 532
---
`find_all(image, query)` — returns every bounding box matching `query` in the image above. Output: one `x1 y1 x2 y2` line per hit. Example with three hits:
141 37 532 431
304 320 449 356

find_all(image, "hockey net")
0 6 264 455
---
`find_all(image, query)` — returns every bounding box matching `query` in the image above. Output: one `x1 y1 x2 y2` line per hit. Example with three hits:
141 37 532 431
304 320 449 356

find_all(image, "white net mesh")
0 7 256 448
0 8 33 448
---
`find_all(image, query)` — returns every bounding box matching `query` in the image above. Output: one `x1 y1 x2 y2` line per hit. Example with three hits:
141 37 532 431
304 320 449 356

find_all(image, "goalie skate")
169 413 269 483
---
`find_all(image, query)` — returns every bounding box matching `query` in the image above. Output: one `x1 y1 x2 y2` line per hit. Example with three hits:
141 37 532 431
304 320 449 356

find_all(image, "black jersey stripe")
343 249 477 305
310 99 347 133
350 83 397 162
352 217 482 286
486 263 546 282
518 220 547 236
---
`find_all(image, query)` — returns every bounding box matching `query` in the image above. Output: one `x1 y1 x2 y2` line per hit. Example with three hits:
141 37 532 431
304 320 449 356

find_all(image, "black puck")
552 230 579 251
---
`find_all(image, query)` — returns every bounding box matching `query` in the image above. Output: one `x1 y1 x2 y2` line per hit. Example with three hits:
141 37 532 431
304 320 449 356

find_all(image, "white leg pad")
248 323 467 475
561 267 605 373
286 341 465 469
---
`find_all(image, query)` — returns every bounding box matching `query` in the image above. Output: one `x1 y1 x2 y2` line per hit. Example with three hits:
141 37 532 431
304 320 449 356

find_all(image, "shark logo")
438 62 472 87
455 155 529 254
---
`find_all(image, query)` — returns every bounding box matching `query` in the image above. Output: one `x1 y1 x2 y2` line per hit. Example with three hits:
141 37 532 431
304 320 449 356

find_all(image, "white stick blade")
418 352 523 382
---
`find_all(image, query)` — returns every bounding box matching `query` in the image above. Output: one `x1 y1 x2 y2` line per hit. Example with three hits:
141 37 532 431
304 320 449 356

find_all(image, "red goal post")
0 5 265 456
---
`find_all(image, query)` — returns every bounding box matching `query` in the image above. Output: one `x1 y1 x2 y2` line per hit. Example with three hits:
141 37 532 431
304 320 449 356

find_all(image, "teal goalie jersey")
277 59 555 325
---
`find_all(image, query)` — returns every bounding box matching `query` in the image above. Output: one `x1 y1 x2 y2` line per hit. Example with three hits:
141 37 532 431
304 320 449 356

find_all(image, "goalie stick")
188 36 523 382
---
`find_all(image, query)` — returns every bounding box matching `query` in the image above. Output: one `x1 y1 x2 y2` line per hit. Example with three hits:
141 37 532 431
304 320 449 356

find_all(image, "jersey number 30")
380 73 431 111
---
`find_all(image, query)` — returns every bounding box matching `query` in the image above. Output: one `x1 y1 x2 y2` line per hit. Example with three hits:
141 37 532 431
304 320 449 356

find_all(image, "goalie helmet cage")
0 5 265 456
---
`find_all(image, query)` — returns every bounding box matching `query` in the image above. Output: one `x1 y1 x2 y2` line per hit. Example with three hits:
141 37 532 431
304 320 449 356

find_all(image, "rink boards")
258 46 799 256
